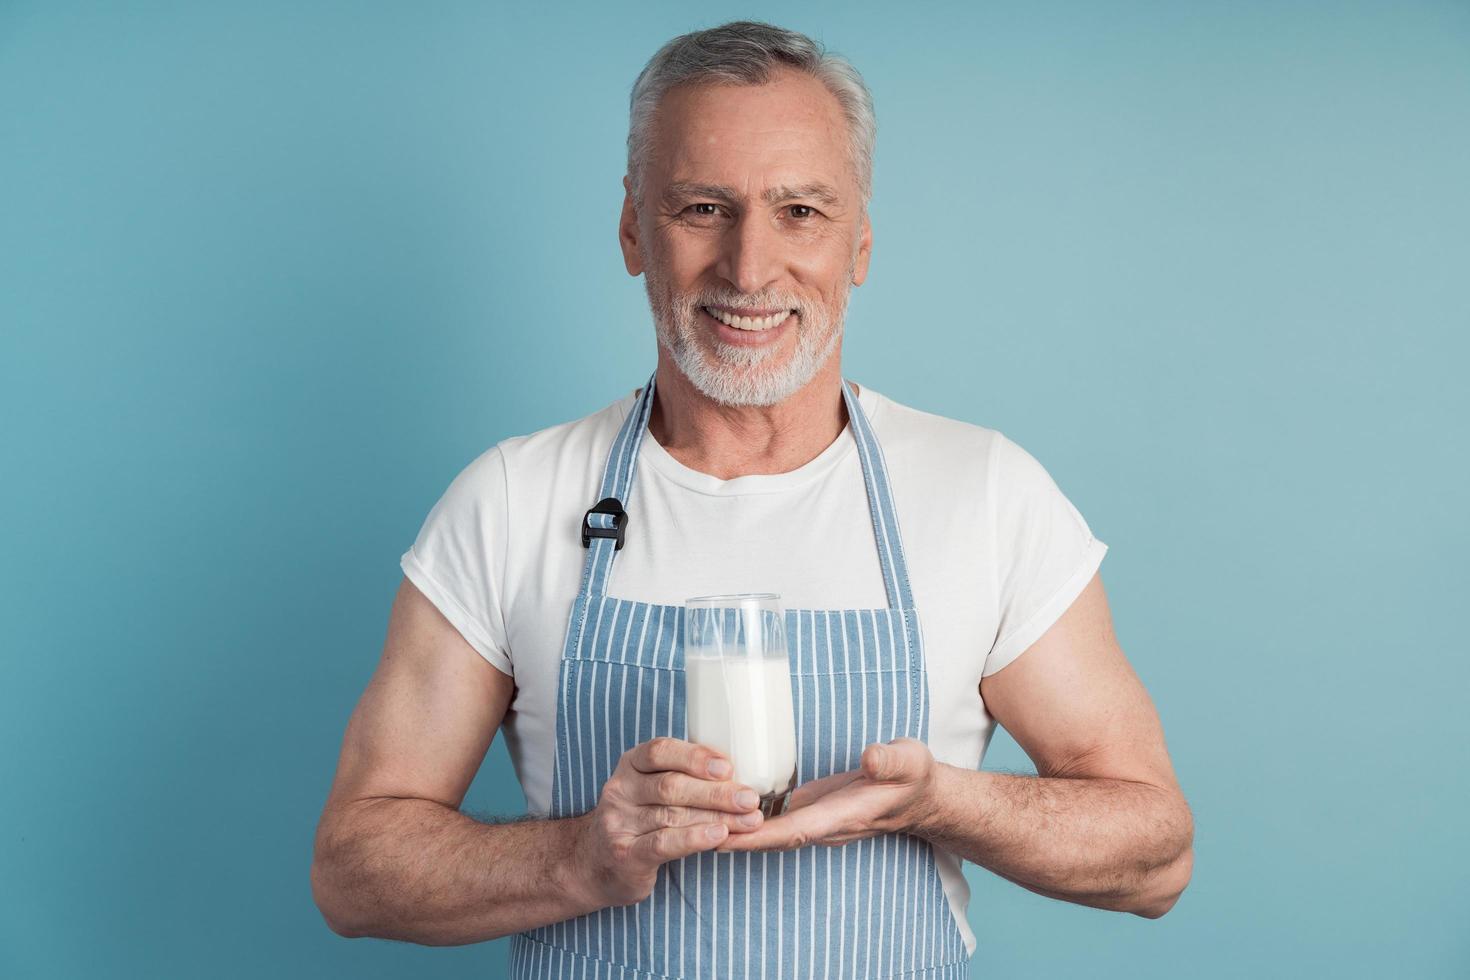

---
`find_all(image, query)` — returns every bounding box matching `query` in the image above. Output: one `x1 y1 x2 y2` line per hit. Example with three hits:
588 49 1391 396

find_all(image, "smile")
701 306 795 331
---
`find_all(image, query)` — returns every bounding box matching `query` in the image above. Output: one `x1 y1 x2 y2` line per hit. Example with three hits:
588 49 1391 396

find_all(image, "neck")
647 348 856 481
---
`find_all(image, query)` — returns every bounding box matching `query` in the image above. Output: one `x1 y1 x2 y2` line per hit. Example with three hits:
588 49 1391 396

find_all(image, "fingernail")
706 823 727 841
708 759 732 779
736 789 760 809
738 811 763 827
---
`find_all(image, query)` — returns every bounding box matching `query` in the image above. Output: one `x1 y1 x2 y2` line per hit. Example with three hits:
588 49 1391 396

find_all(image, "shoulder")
497 391 632 466
862 386 1004 485
861 386 1076 511
422 390 634 516
491 389 638 514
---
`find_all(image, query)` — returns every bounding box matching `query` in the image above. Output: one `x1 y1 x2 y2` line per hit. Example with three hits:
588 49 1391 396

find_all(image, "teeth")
705 307 791 331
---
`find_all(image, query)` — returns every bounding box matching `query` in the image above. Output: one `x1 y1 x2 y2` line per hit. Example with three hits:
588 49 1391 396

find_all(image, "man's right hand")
567 737 765 908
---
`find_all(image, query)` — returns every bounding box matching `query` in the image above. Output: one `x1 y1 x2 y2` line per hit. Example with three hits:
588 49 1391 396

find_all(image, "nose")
714 211 784 297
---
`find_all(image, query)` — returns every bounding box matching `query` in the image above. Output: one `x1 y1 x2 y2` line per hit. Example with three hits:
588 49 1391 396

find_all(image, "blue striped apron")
509 374 970 979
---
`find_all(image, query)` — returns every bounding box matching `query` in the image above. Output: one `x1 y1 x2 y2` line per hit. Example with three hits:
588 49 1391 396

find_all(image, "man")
311 20 1192 977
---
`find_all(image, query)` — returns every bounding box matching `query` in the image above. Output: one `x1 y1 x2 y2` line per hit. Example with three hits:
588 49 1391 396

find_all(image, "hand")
568 736 766 908
716 738 938 852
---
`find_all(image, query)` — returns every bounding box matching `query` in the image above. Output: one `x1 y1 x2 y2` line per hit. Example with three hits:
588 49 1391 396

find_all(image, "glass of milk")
684 593 797 817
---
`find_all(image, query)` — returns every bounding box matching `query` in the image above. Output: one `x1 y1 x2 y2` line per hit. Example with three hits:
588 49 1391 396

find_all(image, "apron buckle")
581 496 628 550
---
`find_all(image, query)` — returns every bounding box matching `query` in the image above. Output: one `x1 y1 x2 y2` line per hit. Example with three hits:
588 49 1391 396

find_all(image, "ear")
619 175 644 277
851 210 873 286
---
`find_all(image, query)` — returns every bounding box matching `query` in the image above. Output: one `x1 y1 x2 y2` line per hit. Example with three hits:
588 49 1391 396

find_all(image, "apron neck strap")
839 377 916 610
580 371 916 610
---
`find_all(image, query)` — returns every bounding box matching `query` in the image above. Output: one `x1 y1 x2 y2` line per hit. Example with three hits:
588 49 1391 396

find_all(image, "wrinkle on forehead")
664 180 843 208
647 71 858 204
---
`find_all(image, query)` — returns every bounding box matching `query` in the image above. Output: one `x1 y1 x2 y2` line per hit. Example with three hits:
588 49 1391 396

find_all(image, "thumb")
862 739 925 782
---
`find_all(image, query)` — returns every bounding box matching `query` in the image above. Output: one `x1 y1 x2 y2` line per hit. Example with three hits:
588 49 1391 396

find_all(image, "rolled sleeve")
399 445 513 677
984 433 1108 677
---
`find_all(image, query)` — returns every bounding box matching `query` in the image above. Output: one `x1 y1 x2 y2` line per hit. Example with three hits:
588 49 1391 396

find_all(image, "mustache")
675 290 804 314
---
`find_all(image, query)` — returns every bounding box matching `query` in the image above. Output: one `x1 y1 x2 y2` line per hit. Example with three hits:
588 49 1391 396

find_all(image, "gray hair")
626 21 876 212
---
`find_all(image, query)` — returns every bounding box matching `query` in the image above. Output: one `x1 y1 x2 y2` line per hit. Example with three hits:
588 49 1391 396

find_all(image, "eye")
788 204 818 219
688 203 724 217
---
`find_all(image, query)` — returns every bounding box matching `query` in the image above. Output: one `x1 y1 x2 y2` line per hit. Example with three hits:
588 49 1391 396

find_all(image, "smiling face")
620 67 873 407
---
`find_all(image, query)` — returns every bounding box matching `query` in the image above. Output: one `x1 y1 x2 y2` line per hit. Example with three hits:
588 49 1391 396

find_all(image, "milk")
686 655 797 797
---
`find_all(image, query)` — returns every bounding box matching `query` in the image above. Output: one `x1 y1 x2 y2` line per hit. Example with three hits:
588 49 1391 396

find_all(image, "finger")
632 770 762 813
716 810 817 852
625 736 732 780
631 821 729 865
861 739 927 783
635 803 766 834
719 792 870 852
860 745 893 782
785 769 863 813
776 804 868 850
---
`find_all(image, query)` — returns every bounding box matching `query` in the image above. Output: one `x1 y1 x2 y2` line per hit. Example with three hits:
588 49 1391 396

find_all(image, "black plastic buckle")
581 496 628 550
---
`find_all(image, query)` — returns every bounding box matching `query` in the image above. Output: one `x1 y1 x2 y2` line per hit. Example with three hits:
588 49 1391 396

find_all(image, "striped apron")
509 374 970 979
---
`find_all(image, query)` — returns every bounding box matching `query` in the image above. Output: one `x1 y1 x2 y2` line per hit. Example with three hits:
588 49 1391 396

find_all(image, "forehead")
649 69 854 195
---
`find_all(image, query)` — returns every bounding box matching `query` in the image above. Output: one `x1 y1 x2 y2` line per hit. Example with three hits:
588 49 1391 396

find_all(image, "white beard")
644 257 854 408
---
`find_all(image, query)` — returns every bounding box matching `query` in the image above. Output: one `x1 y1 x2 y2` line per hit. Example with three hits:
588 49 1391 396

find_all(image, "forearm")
311 797 598 945
913 765 1194 917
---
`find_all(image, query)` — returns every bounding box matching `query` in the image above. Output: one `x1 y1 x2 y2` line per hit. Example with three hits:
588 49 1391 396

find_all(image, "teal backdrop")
2 1 1467 976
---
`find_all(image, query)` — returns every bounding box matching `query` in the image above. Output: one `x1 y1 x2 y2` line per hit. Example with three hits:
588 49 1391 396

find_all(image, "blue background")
3 1 1467 976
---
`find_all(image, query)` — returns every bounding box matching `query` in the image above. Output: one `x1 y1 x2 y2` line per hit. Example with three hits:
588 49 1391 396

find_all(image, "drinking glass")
684 593 797 817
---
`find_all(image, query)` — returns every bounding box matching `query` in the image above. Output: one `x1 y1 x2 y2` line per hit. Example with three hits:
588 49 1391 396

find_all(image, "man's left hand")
716 738 939 851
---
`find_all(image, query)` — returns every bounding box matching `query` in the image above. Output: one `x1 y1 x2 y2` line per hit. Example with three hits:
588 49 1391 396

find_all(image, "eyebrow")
665 180 843 207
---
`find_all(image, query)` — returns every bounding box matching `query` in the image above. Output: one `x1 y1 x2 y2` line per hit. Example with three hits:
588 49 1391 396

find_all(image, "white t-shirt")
400 382 1108 956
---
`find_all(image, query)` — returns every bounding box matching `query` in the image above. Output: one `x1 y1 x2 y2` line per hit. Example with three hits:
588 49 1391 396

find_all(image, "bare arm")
310 577 763 945
721 572 1193 918
309 577 590 944
923 572 1194 917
